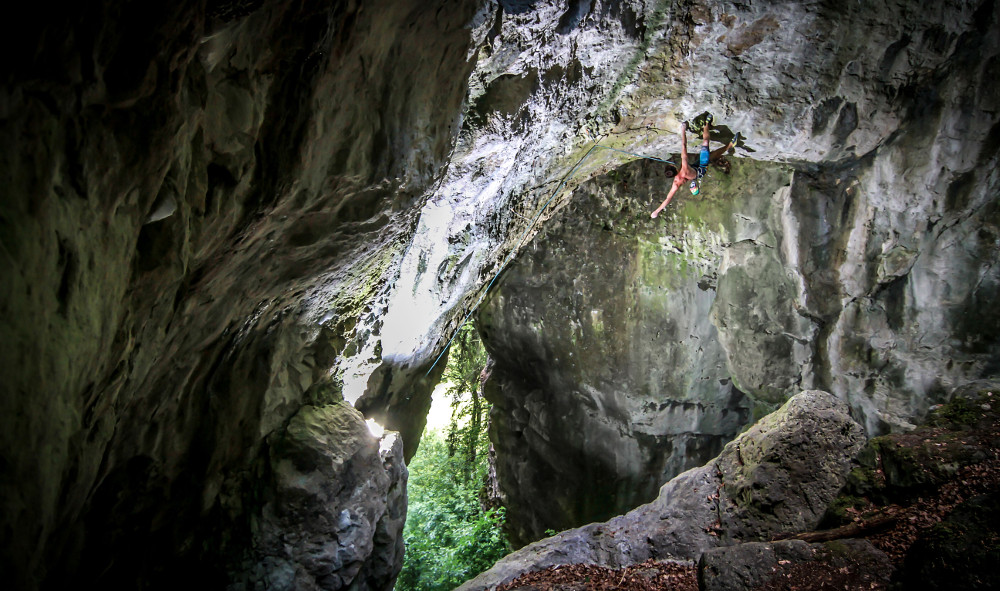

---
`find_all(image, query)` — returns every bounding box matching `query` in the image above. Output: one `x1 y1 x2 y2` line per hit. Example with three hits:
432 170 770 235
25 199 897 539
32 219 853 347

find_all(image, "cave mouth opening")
396 322 511 590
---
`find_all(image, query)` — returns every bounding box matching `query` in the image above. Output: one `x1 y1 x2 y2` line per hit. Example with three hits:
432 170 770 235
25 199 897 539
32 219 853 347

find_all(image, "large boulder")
234 403 406 590
715 391 868 542
457 390 865 590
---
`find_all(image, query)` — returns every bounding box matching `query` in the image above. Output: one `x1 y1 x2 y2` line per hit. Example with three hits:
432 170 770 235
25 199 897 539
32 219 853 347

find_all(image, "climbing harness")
423 141 676 377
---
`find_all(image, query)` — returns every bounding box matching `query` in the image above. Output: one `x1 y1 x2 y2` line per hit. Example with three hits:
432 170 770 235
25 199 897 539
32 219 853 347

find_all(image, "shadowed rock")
698 539 891 591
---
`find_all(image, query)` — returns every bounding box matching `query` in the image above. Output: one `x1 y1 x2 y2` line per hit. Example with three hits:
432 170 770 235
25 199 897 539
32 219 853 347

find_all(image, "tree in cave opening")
396 323 508 591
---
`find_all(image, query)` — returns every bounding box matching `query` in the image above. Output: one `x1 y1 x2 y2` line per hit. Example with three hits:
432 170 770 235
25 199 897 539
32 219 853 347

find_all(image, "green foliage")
396 323 507 591
396 432 507 591
443 323 490 483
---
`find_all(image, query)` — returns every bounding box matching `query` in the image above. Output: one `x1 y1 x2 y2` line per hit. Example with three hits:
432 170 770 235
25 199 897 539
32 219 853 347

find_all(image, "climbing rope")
594 145 676 167
423 141 676 377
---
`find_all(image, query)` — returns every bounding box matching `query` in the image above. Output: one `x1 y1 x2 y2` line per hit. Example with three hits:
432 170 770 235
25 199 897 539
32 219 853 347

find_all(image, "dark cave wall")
0 1 484 588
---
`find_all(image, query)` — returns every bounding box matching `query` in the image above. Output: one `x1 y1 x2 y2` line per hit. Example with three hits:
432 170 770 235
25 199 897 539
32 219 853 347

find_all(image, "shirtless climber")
651 115 741 218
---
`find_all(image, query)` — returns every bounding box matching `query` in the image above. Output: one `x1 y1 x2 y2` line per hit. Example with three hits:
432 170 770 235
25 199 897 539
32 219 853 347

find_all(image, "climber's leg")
679 122 696 178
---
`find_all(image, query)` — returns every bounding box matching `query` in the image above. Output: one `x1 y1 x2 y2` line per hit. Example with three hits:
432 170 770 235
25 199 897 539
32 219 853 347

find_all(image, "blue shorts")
699 146 710 167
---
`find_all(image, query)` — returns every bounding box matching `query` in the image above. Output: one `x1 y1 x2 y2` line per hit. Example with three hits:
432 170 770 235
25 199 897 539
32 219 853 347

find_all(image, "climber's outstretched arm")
651 179 681 218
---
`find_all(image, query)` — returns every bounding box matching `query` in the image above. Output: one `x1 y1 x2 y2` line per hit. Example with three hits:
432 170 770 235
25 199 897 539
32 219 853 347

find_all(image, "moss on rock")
841 388 1000 505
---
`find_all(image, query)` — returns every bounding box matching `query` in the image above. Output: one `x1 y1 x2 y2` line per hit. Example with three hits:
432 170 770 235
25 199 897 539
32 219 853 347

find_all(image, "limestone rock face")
352 0 664 454
478 156 795 544
3 0 1000 588
2 0 668 587
457 391 865 590
477 0 1000 541
614 0 1000 433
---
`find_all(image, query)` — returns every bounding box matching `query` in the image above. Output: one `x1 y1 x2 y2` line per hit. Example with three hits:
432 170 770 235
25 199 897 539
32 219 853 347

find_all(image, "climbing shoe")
690 111 713 133
732 131 743 146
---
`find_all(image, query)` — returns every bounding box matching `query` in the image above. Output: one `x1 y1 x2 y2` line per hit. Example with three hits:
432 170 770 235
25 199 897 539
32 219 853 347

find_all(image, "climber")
651 115 741 218
691 113 741 180
650 120 697 218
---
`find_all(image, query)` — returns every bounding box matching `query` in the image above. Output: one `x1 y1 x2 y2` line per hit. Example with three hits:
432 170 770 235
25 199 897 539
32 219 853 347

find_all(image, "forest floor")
497 392 1000 591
